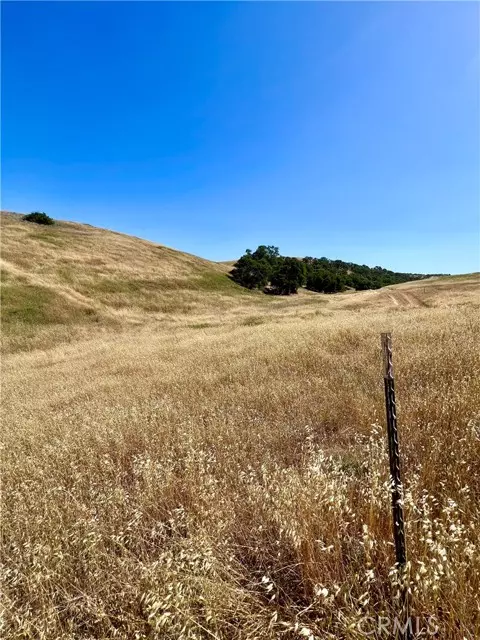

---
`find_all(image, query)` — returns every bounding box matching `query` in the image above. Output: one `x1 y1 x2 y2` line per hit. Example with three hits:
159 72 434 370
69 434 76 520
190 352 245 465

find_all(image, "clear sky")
2 1 479 273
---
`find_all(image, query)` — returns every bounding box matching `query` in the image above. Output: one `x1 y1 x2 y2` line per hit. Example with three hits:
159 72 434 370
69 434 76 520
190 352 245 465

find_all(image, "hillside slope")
1 211 253 349
2 211 478 353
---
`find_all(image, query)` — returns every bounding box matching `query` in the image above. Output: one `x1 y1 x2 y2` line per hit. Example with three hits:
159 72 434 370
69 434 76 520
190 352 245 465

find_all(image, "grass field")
2 212 480 639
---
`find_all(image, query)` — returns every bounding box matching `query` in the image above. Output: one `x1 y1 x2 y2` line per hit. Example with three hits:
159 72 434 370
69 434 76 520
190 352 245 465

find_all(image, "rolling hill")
1 211 478 353
0 211 254 350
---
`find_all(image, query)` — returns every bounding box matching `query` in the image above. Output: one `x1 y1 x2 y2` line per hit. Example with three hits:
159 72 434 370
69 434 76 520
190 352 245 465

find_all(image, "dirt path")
387 293 400 306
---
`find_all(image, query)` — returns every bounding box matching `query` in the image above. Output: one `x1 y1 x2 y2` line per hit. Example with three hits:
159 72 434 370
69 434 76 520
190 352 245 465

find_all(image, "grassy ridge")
0 212 253 350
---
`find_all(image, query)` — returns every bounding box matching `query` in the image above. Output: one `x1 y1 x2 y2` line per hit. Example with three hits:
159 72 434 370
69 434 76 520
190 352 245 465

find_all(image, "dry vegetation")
1 212 480 638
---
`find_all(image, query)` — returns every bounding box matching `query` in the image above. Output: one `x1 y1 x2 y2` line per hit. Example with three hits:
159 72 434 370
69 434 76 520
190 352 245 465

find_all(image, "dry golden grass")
1 213 480 638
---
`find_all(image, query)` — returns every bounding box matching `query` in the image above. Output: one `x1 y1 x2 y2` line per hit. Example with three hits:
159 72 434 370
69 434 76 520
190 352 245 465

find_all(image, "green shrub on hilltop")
23 212 54 225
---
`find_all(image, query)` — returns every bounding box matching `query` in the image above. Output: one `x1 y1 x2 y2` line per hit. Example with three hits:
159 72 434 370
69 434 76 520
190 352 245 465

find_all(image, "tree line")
231 245 436 295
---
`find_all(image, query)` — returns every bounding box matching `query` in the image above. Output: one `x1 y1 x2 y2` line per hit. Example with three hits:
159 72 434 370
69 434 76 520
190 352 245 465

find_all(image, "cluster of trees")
231 246 307 295
302 256 427 292
231 246 429 295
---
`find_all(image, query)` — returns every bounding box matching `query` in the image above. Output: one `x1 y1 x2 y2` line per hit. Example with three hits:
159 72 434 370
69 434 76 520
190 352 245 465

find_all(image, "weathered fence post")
381 333 412 640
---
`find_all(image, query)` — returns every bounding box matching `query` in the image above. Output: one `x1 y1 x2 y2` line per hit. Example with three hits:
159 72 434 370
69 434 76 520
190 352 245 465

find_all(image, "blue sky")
2 1 479 273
